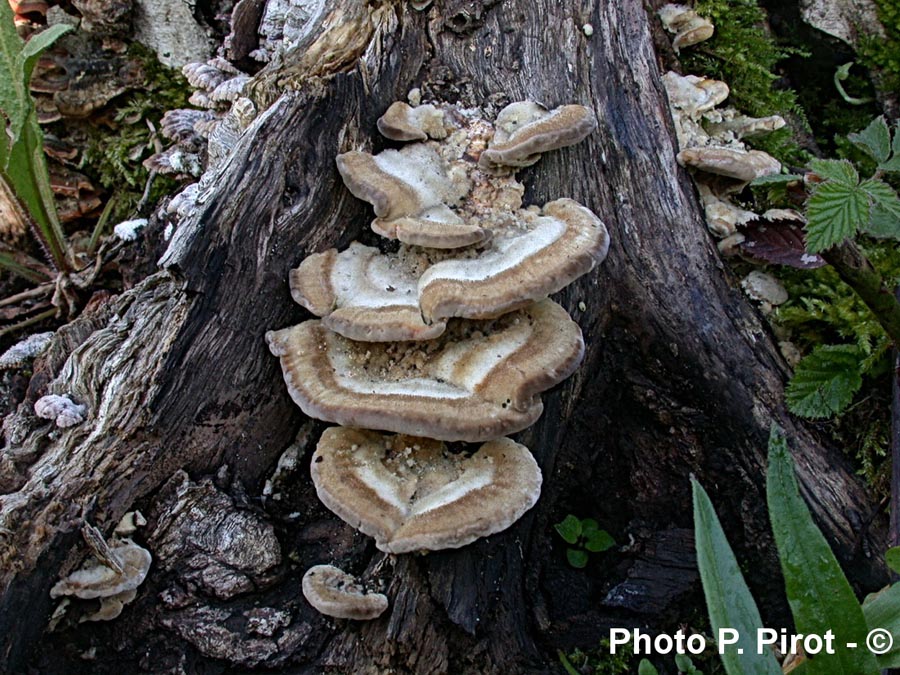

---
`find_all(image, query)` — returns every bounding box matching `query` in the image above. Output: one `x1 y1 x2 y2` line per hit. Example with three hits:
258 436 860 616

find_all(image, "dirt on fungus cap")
290 198 609 342
310 428 543 553
265 299 585 442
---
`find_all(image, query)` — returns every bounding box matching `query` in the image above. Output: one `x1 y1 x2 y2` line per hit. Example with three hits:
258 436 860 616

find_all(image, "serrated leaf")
861 179 900 240
693 478 782 675
767 426 880 675
862 583 900 668
786 345 863 418
805 181 868 252
750 173 802 186
584 529 615 553
554 515 581 544
808 158 859 186
880 154 900 172
566 548 588 568
675 654 692 671
848 116 891 163
868 203 900 239
638 660 660 675
886 548 900 574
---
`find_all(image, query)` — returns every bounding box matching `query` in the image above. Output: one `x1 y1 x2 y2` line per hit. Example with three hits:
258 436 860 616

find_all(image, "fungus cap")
266 299 584 442
377 101 447 141
676 147 781 183
658 4 714 52
311 428 542 553
336 146 484 249
301 564 388 620
478 102 597 170
50 539 152 600
290 198 609 341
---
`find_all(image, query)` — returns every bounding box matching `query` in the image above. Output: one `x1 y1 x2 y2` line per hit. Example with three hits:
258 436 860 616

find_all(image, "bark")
0 1 888 673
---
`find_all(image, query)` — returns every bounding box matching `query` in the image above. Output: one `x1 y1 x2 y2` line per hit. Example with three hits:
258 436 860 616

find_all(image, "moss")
561 641 634 675
770 239 900 499
682 0 804 118
79 43 190 221
858 0 900 92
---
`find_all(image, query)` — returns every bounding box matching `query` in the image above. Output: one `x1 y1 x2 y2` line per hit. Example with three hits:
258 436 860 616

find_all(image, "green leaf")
19 24 72 83
786 345 863 418
750 173 802 186
584 529 615 553
638 660 660 675
887 548 900 574
580 518 599 536
860 178 900 240
805 181 869 252
879 154 900 173
848 116 891 163
862 584 900 668
554 515 581 544
767 426 879 675
808 158 859 185
566 548 588 568
558 650 580 675
0 0 28 147
692 478 782 675
675 654 692 672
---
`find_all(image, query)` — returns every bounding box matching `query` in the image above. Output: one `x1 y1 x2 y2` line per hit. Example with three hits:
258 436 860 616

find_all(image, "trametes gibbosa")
267 98 610 619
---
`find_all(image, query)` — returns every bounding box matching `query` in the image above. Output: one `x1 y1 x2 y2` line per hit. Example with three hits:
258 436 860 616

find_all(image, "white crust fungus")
310 428 542 553
301 564 388 620
34 394 87 428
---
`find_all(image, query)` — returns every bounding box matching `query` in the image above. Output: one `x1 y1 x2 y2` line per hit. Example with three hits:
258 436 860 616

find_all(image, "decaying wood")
0 0 887 672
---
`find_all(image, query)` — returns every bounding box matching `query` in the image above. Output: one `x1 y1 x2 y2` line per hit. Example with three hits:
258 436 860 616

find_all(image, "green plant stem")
0 251 51 284
822 239 900 347
0 306 56 338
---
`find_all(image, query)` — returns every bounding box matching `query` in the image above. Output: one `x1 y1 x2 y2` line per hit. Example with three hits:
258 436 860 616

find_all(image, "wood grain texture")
0 1 886 672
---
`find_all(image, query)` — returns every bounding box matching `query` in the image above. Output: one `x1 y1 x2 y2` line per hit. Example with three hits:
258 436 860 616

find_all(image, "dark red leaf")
738 217 826 269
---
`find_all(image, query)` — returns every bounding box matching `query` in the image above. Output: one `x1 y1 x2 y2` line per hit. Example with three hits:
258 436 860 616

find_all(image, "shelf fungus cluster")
267 98 609 618
657 7 788 249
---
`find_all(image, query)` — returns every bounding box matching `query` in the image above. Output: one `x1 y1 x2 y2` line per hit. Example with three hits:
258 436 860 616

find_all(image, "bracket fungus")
301 564 388 620
477 102 597 171
50 538 151 601
311 428 542 554
269 96 606 553
336 100 597 248
267 299 584 442
662 70 785 238
658 4 715 52
290 198 608 341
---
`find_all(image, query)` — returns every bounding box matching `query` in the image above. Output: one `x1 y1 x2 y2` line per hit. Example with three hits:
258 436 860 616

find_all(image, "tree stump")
0 0 887 672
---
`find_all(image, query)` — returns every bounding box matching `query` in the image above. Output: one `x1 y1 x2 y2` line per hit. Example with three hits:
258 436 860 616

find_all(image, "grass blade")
766 426 878 674
693 478 782 675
